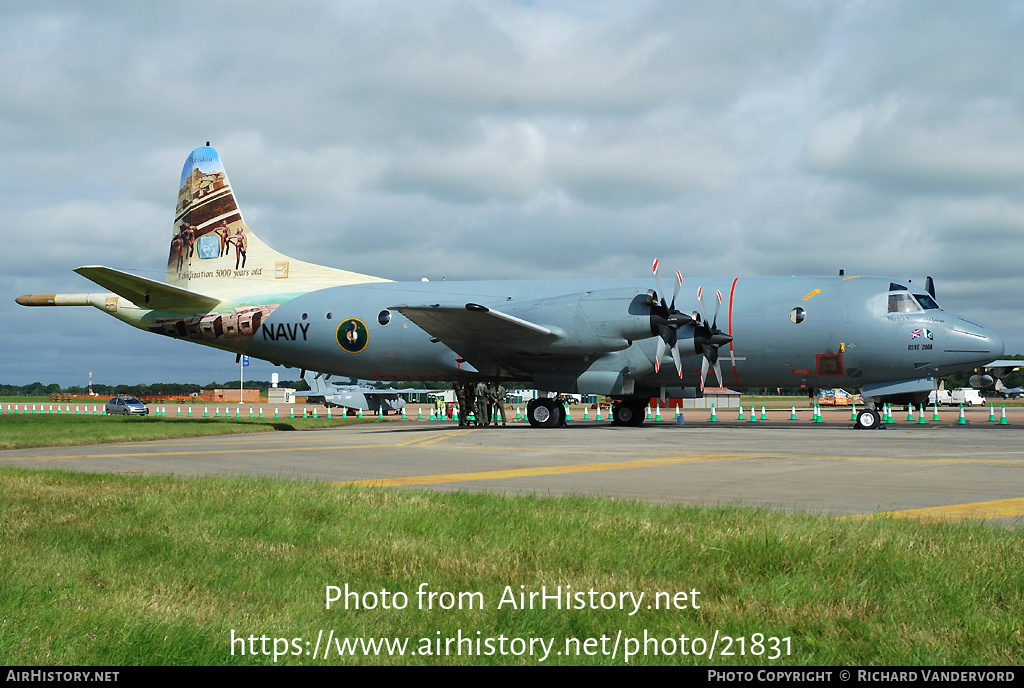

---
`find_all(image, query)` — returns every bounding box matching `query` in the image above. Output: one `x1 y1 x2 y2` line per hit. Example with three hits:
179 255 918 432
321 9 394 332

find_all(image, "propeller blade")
700 356 709 392
655 336 666 373
713 359 723 388
696 286 708 324
652 259 666 306
712 290 723 328
671 344 682 379
671 270 682 309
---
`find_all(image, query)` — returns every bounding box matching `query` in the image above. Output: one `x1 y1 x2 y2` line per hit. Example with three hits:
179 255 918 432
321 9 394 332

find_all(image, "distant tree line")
5 356 1023 398
0 380 309 397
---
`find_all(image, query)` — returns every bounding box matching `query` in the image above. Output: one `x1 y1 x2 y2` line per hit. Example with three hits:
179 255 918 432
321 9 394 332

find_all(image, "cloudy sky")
2 0 1023 387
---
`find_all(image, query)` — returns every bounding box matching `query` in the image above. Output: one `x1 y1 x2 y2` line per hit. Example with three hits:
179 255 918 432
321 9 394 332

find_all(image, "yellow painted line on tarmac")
402 428 478 446
785 454 1024 467
847 497 1024 523
0 428 476 462
435 444 1024 466
334 454 749 487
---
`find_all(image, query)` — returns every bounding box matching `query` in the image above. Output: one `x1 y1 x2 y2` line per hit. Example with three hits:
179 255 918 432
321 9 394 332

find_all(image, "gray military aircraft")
17 145 1005 430
300 371 406 415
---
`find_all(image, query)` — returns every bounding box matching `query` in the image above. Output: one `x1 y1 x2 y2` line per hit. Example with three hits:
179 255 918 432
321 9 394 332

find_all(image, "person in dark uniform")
454 382 469 426
475 381 490 427
493 383 507 426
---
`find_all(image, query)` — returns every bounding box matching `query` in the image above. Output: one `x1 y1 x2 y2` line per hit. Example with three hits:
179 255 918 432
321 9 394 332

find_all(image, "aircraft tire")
855 409 881 430
526 398 560 428
611 400 645 427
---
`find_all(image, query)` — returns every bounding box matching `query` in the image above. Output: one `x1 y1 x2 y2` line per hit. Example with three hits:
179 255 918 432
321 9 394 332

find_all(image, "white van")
928 389 952 406
949 388 986 406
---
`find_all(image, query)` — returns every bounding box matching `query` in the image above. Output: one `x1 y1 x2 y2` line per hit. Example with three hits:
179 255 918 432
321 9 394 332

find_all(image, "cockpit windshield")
887 292 942 313
887 293 921 313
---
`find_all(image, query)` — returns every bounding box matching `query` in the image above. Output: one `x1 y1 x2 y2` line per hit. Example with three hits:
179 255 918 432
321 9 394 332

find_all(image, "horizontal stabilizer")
75 266 220 311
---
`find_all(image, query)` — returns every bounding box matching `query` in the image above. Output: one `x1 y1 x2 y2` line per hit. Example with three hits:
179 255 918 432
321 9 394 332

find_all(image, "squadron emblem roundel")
337 318 369 353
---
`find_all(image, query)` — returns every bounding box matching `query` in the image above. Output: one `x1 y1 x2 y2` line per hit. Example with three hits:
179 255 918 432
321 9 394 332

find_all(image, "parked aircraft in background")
995 380 1023 399
17 145 1005 429
299 371 406 415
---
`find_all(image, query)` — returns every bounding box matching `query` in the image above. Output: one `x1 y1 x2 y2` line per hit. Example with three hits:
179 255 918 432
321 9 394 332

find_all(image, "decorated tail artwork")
167 146 386 294
19 145 388 356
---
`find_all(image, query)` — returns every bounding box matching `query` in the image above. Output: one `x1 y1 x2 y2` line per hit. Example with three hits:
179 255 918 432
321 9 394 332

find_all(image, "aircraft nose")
945 317 1004 362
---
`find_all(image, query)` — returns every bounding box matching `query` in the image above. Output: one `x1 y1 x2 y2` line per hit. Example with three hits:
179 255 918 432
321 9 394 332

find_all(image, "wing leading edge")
391 303 566 377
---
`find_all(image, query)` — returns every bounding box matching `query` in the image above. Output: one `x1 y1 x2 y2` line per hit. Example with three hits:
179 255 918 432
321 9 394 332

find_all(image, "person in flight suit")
491 382 507 426
475 381 490 427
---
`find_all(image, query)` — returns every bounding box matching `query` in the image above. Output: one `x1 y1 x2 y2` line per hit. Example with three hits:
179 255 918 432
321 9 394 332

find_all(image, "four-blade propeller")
650 260 733 389
650 260 689 378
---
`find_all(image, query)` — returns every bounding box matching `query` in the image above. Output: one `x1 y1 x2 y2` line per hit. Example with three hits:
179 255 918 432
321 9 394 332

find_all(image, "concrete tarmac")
3 406 1024 527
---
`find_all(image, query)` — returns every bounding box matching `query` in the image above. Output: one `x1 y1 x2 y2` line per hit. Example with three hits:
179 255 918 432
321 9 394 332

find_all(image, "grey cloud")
3 1 1023 385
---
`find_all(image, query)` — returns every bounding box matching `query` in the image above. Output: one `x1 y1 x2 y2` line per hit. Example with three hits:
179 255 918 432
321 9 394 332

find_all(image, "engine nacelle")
970 374 995 389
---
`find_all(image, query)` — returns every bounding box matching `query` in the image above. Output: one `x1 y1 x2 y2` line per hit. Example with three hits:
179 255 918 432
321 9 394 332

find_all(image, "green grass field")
1 467 1021 665
0 413 381 450
1 413 1022 665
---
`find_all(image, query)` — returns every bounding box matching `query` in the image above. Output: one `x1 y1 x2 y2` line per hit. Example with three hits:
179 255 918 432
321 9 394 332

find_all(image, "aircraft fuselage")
237 275 1001 395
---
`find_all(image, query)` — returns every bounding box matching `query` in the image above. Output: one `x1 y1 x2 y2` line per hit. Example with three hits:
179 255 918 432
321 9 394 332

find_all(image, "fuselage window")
887 293 922 313
789 306 806 324
378 309 392 326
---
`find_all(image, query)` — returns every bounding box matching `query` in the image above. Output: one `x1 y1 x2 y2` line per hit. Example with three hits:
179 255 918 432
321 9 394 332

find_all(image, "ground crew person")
491 382 507 426
454 383 469 426
475 381 490 426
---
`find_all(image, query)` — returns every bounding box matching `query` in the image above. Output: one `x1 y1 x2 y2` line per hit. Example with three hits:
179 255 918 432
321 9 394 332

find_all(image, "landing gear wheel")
611 400 646 427
527 398 560 428
855 409 881 430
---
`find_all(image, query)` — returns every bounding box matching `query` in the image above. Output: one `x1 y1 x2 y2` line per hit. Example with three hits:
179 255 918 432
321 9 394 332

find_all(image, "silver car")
105 396 149 416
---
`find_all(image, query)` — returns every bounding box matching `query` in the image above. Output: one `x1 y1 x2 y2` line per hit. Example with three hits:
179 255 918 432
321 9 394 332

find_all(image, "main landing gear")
525 397 648 428
611 399 646 427
526 397 566 428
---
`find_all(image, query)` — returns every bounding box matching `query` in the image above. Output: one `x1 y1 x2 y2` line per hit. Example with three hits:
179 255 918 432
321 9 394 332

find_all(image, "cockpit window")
889 282 908 291
913 293 940 310
888 293 922 313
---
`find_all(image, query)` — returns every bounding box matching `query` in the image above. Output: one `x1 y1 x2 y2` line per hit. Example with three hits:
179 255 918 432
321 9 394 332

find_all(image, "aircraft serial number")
907 344 932 350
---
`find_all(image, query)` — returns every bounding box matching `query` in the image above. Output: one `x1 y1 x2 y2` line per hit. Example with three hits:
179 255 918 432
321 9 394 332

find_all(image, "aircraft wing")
983 359 1022 378
391 303 563 376
75 266 220 311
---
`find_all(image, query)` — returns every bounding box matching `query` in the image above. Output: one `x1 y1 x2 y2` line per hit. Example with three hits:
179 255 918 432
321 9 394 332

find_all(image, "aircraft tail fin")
303 371 331 396
167 145 387 300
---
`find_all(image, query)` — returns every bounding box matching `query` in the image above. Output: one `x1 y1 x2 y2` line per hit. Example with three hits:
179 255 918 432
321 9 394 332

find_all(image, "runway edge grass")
0 414 383 450
1 466 1021 665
